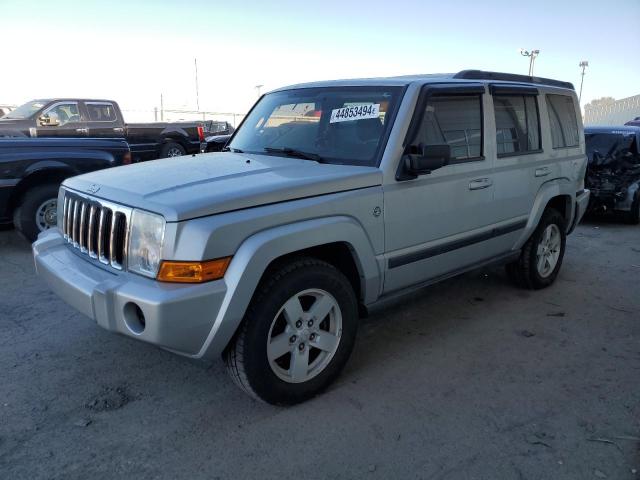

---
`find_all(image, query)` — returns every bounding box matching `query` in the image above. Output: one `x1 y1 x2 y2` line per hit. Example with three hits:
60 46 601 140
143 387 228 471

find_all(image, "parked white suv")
34 70 590 404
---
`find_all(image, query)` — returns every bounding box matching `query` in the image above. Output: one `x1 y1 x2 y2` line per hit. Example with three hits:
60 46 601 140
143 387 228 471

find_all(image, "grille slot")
61 189 130 270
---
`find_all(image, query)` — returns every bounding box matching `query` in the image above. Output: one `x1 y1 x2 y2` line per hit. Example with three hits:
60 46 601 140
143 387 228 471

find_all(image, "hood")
64 152 382 221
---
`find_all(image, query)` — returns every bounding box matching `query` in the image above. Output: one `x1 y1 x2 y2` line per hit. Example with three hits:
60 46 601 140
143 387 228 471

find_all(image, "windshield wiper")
222 146 243 153
263 147 324 162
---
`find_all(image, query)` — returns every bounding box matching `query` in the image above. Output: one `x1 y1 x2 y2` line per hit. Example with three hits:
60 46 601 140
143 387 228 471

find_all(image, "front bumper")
33 230 227 357
569 188 590 233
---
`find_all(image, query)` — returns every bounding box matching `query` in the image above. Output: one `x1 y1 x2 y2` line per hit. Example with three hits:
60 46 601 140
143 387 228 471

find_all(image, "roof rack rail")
454 70 574 90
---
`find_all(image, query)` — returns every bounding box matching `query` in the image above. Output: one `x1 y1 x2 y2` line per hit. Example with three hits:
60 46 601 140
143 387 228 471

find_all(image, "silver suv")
34 70 590 404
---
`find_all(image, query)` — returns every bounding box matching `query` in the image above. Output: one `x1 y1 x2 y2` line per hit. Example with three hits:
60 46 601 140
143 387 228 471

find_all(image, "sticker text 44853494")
329 104 380 124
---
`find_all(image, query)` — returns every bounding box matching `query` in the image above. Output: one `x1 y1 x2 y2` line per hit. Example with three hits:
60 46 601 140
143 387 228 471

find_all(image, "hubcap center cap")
298 328 311 342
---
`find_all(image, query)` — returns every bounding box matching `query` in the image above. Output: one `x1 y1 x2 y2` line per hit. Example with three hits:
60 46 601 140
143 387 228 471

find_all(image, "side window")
414 95 483 161
493 95 540 156
44 102 81 127
45 102 81 126
546 94 579 148
86 103 117 122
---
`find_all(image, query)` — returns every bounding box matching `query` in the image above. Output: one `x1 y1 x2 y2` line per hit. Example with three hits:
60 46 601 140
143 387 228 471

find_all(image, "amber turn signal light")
157 257 232 283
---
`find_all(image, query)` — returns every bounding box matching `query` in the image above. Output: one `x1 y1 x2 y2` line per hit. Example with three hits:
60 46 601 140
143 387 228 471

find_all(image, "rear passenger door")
383 85 499 293
488 85 544 249
84 102 124 138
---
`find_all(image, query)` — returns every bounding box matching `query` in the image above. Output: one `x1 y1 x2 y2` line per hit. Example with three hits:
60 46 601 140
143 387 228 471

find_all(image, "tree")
585 97 616 109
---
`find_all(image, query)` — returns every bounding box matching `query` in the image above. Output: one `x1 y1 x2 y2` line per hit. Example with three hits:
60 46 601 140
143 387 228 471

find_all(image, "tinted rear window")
87 103 117 122
546 94 579 148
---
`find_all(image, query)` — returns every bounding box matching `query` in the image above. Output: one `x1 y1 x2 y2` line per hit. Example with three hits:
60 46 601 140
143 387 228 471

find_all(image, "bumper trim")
569 188 590 234
33 229 227 356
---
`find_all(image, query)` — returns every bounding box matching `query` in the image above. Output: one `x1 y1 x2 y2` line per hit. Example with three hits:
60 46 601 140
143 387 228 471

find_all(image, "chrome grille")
61 189 131 270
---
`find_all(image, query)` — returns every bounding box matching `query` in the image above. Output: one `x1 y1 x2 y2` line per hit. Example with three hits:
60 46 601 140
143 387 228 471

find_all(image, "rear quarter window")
546 94 580 148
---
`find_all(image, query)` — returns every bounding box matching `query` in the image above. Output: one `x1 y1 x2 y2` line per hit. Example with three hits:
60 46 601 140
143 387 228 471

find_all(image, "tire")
225 257 359 405
13 183 60 242
626 193 640 225
505 208 566 290
159 141 186 158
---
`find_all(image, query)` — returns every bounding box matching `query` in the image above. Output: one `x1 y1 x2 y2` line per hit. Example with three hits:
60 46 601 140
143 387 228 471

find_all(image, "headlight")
127 209 166 278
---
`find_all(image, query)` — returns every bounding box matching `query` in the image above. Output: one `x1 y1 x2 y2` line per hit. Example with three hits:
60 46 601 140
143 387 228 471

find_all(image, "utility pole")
255 84 264 97
194 58 200 112
578 60 589 104
520 48 540 76
160 93 164 121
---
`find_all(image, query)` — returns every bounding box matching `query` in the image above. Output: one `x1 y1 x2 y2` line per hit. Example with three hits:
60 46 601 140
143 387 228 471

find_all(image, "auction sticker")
330 104 380 123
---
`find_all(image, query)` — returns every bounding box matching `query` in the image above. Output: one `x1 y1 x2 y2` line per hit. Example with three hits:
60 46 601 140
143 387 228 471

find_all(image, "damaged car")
585 125 640 223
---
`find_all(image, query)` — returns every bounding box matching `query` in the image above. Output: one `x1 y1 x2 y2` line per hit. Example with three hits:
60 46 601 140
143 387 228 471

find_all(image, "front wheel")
13 183 60 242
225 258 358 405
506 208 567 290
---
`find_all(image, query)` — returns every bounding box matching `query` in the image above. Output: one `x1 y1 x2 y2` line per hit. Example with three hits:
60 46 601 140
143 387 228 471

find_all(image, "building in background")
584 94 640 126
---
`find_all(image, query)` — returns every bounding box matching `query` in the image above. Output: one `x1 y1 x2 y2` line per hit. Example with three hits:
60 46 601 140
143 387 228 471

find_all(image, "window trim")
400 84 486 175
492 92 542 158
85 101 118 123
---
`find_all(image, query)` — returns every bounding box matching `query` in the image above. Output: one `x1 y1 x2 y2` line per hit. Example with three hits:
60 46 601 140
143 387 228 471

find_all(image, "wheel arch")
513 179 575 250
8 167 71 216
160 134 189 150
194 216 381 360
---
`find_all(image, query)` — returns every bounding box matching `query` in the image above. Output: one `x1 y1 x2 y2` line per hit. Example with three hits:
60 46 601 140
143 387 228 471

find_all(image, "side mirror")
401 144 451 179
39 112 60 127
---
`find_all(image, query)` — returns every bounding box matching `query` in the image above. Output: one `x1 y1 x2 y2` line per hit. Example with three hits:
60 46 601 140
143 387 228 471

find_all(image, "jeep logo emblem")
86 184 100 194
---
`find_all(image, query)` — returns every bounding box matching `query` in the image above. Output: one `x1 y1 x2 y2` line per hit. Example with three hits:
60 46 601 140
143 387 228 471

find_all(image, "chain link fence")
121 108 246 127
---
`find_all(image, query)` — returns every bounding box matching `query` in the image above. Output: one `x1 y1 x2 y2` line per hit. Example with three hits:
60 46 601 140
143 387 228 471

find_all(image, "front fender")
513 178 574 250
194 215 380 359
23 159 77 176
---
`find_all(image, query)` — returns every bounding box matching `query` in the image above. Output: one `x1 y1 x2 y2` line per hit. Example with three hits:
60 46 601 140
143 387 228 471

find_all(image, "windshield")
586 132 639 168
3 100 46 120
229 86 404 166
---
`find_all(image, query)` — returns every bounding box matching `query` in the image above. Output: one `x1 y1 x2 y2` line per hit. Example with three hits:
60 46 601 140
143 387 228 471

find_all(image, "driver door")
383 85 500 293
36 101 87 138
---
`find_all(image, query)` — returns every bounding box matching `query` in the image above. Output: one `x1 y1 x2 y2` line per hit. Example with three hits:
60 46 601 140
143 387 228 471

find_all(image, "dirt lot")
0 221 638 480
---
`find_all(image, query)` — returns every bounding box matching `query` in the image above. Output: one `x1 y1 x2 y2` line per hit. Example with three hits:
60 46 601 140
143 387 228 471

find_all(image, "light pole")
520 49 540 76
194 58 200 112
255 84 264 97
578 60 589 104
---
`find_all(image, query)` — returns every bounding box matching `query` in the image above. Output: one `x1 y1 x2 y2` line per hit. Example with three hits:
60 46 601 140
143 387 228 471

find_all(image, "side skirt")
364 250 520 316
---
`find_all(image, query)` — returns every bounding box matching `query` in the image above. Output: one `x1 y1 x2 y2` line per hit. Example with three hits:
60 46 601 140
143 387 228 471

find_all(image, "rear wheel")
159 142 185 158
13 183 60 242
225 257 358 405
506 208 566 289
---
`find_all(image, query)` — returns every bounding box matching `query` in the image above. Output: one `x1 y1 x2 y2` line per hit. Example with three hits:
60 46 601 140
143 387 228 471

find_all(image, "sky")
1 0 639 121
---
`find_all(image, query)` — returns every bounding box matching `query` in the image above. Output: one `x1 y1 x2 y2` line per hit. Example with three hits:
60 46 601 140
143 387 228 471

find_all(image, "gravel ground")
0 221 639 480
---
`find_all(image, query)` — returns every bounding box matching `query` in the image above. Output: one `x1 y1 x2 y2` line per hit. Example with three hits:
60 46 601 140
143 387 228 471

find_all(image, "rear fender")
513 179 574 250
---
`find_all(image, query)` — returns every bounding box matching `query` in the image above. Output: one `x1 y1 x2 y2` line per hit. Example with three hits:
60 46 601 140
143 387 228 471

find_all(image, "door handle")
75 128 88 133
113 127 124 133
468 178 493 190
535 167 551 177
